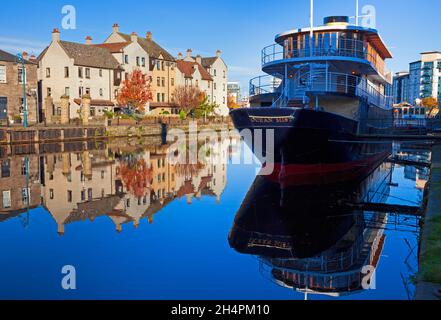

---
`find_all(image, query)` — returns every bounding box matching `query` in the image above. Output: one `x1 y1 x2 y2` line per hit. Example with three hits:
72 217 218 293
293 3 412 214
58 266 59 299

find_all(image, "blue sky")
1 0 439 92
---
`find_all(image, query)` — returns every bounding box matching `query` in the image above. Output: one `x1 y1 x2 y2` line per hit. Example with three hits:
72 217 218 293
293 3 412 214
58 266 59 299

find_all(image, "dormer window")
125 55 129 64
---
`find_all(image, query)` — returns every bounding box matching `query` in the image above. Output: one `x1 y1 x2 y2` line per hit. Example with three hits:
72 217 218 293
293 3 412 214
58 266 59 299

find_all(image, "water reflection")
229 162 393 297
0 137 234 234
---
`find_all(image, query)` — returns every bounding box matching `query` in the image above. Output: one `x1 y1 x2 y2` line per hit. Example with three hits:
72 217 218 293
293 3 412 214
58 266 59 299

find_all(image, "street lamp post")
16 53 28 128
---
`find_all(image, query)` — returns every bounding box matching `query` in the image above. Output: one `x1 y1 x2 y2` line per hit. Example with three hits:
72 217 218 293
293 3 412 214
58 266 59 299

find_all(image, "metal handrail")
249 75 282 96
261 40 390 79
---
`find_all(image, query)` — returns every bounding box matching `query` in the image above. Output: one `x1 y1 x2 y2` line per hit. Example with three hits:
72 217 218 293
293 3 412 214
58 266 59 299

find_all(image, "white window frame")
0 65 7 83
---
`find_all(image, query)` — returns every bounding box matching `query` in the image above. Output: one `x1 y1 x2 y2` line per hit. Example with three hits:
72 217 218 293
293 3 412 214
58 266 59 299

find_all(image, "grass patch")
420 215 441 284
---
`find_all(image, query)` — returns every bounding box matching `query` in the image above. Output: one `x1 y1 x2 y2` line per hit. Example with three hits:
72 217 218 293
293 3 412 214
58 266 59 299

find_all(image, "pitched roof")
0 49 35 64
94 42 130 53
201 57 218 68
117 33 175 61
73 99 115 106
177 60 213 81
58 41 121 69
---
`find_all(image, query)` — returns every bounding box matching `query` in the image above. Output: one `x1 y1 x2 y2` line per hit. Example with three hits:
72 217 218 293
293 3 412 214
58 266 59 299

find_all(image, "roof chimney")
113 23 120 33
22 51 28 61
131 32 138 42
186 49 192 59
85 36 92 45
216 49 222 58
52 28 60 42
196 54 202 65
146 31 152 41
178 52 183 60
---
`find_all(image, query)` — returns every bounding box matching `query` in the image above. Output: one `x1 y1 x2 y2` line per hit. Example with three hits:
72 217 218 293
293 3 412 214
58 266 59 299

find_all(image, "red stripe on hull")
264 152 389 186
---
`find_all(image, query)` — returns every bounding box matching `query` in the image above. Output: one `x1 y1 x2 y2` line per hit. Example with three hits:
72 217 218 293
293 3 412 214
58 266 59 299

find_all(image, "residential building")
0 50 39 125
95 32 150 105
392 72 410 104
227 82 241 104
181 49 229 116
398 51 441 106
37 29 122 121
176 50 213 105
104 25 177 114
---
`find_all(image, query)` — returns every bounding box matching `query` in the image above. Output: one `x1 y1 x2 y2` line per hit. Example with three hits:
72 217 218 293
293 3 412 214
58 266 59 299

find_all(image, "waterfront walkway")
415 144 441 300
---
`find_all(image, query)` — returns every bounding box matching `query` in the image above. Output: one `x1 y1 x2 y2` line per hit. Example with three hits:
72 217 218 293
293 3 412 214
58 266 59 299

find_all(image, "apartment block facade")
0 50 38 125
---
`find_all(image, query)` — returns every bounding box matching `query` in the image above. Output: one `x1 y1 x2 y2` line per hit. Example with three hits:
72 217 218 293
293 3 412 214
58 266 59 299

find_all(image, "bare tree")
173 85 204 114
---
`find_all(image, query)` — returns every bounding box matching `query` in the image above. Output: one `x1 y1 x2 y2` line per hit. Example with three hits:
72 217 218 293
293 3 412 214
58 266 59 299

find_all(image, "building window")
214 83 217 90
141 57 146 67
78 67 83 78
223 70 226 78
1 160 10 178
99 88 103 97
81 190 85 201
214 69 217 76
88 188 92 201
136 57 140 67
0 65 6 83
162 61 165 71
79 87 83 97
45 68 50 79
67 190 72 203
21 188 30 205
156 61 161 70
208 82 211 88
158 174 162 183
18 67 25 84
65 87 70 96
47 87 52 97
126 198 130 208
162 93 165 102
64 66 69 78
162 77 165 87
85 68 90 79
101 170 105 179
85 88 90 95
21 158 27 175
223 97 226 104
157 77 161 87
157 93 161 102
195 80 199 87
50 189 54 200
171 78 174 86
99 69 103 77
125 55 129 64
2 190 11 208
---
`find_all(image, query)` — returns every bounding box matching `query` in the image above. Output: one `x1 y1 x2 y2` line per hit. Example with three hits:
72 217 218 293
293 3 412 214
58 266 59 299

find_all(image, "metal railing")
249 70 393 109
249 75 282 96
262 39 389 79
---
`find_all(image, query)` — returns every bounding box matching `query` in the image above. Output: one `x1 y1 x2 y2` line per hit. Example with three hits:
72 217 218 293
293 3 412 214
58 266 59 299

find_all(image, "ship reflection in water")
229 162 393 298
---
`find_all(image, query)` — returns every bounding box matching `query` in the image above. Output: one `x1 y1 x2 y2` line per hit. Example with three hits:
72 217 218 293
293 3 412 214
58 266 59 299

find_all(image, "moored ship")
230 14 394 184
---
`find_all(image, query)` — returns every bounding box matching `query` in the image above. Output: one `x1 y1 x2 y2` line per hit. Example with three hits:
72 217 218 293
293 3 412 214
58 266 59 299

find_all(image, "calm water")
0 138 429 300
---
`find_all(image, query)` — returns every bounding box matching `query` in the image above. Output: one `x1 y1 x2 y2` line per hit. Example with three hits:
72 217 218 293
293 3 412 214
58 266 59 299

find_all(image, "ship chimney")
85 36 92 45
324 16 349 26
52 28 60 42
146 31 152 41
113 23 120 33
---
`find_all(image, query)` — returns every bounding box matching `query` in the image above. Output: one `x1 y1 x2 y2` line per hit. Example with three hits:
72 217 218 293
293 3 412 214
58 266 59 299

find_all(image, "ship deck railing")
261 40 390 78
249 75 282 96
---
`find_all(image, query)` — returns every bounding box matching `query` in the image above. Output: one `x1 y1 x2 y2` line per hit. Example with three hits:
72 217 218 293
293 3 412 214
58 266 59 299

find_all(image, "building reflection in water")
0 136 237 234
229 162 393 298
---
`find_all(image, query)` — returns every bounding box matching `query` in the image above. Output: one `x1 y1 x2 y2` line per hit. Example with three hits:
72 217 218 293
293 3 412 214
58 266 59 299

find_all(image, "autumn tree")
194 97 217 120
421 97 439 113
117 69 152 113
228 94 240 109
173 86 204 115
120 158 153 198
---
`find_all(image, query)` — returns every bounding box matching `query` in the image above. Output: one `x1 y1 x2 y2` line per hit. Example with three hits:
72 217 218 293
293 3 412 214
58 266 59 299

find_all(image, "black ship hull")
230 107 391 185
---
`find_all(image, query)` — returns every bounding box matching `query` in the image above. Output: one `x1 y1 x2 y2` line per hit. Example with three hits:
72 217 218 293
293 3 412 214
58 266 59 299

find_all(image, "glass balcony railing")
262 39 389 80
249 75 282 96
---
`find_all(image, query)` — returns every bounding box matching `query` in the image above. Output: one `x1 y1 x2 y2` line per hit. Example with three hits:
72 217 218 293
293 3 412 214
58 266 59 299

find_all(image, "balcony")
250 71 393 110
262 39 389 80
249 75 282 96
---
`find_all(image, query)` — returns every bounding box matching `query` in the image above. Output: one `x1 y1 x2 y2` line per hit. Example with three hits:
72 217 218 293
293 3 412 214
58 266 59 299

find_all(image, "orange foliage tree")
117 69 152 113
173 85 204 114
120 158 153 198
228 94 240 109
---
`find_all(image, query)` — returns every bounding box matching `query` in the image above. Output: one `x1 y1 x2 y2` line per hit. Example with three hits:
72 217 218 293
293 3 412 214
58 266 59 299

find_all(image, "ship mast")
355 0 359 26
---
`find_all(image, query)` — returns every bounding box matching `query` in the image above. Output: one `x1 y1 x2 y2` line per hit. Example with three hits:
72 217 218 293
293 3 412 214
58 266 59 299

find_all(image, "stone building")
0 49 39 125
37 29 122 122
104 24 177 114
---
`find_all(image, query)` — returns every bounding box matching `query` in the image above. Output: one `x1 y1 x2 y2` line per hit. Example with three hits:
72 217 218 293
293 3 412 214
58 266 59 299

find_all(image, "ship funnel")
324 16 349 26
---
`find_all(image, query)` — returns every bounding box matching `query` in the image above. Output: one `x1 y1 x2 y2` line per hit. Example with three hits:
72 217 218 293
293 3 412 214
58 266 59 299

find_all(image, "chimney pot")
85 36 92 45
22 51 28 60
186 49 192 59
131 32 138 42
178 52 183 60
216 50 222 58
113 23 120 33
146 31 152 41
196 54 202 65
52 28 60 42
